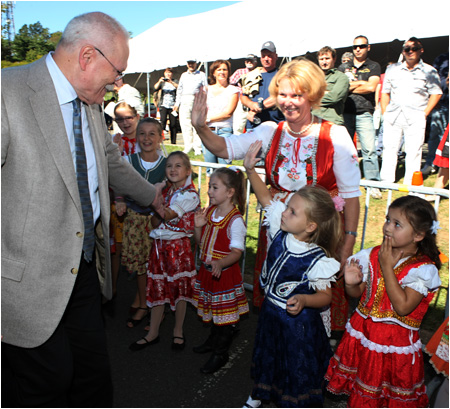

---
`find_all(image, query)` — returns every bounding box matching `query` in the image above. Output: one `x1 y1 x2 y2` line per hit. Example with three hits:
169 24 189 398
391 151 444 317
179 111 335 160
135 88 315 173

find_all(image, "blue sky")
12 1 239 37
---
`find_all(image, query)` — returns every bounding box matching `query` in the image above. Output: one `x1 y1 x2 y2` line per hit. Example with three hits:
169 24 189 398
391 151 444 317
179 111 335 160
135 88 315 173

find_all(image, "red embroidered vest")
199 206 244 262
357 246 436 330
264 121 337 194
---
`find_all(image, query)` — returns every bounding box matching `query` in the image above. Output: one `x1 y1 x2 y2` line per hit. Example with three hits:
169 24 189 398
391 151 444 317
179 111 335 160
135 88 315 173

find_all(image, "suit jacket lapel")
28 58 81 214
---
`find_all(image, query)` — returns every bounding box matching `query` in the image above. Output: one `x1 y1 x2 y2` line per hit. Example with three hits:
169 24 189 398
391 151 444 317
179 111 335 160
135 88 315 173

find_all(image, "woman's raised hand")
243 140 263 174
191 86 208 129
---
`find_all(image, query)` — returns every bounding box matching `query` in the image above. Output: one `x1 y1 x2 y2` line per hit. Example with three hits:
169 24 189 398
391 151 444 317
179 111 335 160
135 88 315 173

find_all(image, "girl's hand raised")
344 258 364 286
244 140 263 174
194 207 208 228
191 87 208 129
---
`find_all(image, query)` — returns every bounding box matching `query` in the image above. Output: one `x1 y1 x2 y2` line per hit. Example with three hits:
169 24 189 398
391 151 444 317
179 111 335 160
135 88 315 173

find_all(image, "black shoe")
129 336 160 351
421 165 438 176
200 353 229 374
193 342 213 354
171 336 186 351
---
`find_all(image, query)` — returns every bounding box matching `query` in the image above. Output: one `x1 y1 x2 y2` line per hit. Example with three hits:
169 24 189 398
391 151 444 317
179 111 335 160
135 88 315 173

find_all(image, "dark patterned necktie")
72 98 95 262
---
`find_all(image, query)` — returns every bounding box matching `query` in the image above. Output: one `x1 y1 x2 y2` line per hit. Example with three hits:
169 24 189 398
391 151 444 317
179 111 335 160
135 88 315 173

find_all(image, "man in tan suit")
1 12 162 406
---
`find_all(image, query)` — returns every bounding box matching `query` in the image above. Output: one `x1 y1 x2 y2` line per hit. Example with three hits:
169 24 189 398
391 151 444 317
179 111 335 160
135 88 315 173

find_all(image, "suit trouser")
179 96 202 154
1 254 113 408
380 111 426 185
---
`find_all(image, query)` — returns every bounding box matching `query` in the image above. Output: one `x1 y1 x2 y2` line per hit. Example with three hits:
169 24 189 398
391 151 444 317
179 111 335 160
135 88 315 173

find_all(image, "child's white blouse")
348 248 441 297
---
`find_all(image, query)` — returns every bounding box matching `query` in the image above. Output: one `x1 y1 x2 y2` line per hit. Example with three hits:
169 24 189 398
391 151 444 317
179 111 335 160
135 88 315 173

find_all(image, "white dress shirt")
46 52 100 223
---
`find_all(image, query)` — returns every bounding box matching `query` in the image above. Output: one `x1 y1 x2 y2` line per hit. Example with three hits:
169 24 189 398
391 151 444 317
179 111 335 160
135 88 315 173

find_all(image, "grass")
163 143 449 334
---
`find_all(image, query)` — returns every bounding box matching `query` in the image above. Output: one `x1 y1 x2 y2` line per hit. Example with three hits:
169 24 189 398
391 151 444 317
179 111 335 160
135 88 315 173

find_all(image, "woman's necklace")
286 116 314 136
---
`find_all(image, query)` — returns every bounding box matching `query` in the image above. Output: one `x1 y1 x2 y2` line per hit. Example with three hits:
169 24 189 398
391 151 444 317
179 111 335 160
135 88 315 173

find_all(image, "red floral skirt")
146 237 196 311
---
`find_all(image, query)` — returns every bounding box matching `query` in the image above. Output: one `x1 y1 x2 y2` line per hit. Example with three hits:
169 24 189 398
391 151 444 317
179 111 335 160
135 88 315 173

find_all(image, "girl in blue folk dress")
243 140 342 408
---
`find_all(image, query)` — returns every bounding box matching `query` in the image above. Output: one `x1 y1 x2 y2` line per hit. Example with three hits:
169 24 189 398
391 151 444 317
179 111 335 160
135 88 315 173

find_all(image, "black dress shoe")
200 353 229 374
171 336 186 351
129 336 160 351
193 342 213 354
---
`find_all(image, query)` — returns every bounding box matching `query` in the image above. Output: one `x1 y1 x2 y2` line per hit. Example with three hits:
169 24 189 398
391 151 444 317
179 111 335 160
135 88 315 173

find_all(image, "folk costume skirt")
192 263 249 326
146 237 196 310
325 312 428 407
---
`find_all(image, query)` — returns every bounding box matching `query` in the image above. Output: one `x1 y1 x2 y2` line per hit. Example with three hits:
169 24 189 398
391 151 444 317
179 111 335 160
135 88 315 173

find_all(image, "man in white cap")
173 59 207 155
240 41 283 130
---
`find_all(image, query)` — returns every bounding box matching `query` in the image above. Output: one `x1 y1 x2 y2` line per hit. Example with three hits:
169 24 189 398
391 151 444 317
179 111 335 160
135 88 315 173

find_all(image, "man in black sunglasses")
379 37 442 185
338 35 382 199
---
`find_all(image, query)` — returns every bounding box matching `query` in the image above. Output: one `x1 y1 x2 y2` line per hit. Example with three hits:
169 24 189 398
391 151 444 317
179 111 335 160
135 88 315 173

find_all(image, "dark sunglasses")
353 44 368 50
403 46 422 53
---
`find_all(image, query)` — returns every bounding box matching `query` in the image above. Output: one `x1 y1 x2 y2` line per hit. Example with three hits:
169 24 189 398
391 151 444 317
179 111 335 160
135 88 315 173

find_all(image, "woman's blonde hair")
294 185 342 259
268 58 326 110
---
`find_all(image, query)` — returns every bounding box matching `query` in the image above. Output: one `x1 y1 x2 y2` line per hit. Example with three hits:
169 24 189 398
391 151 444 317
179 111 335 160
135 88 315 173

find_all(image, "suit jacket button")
76 232 83 238
71 268 78 275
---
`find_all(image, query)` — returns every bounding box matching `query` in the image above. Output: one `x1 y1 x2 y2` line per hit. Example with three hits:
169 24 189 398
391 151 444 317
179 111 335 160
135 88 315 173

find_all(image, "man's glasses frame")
94 47 125 81
403 46 422 53
352 44 369 50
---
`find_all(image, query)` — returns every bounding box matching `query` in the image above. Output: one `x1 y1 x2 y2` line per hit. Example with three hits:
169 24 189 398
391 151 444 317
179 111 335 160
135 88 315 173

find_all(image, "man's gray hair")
59 12 129 50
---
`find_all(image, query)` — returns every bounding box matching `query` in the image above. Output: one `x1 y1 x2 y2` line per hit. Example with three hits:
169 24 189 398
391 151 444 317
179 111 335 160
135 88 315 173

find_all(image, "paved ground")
102 271 441 408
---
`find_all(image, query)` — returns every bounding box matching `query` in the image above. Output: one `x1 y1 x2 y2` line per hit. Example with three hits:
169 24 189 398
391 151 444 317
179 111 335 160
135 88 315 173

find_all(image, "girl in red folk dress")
129 151 199 351
325 195 442 407
192 167 250 374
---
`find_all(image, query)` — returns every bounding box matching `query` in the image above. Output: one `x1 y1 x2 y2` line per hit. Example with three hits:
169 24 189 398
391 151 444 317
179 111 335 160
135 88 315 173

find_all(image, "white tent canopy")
125 0 449 74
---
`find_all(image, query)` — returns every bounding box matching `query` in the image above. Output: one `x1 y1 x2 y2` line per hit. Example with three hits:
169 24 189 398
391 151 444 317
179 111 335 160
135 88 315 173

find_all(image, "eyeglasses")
115 116 136 123
403 46 422 53
94 47 124 81
353 44 369 50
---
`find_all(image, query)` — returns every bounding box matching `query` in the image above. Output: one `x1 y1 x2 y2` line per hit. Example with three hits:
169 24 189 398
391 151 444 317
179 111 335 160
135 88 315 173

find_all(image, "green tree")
11 22 57 62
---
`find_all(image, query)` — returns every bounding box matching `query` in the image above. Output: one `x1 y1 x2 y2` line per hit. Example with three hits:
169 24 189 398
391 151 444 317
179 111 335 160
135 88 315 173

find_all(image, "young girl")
243 141 342 408
192 167 250 374
129 151 199 351
112 102 141 158
110 102 141 296
116 118 167 328
325 195 442 407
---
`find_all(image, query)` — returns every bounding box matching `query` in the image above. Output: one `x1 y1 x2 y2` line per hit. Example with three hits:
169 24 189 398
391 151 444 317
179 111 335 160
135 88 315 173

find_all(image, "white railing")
191 161 449 292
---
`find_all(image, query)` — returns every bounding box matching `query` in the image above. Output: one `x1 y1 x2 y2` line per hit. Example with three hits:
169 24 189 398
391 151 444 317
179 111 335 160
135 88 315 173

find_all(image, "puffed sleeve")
401 264 442 297
229 216 246 251
169 190 200 218
225 121 277 160
330 124 362 199
307 255 340 291
262 198 290 240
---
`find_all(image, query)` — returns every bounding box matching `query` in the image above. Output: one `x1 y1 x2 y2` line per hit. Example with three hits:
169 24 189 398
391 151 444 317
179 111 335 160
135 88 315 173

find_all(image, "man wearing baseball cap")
240 41 283 130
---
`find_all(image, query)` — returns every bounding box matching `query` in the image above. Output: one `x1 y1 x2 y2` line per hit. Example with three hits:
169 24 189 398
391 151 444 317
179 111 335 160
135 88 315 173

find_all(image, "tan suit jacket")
1 57 156 348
